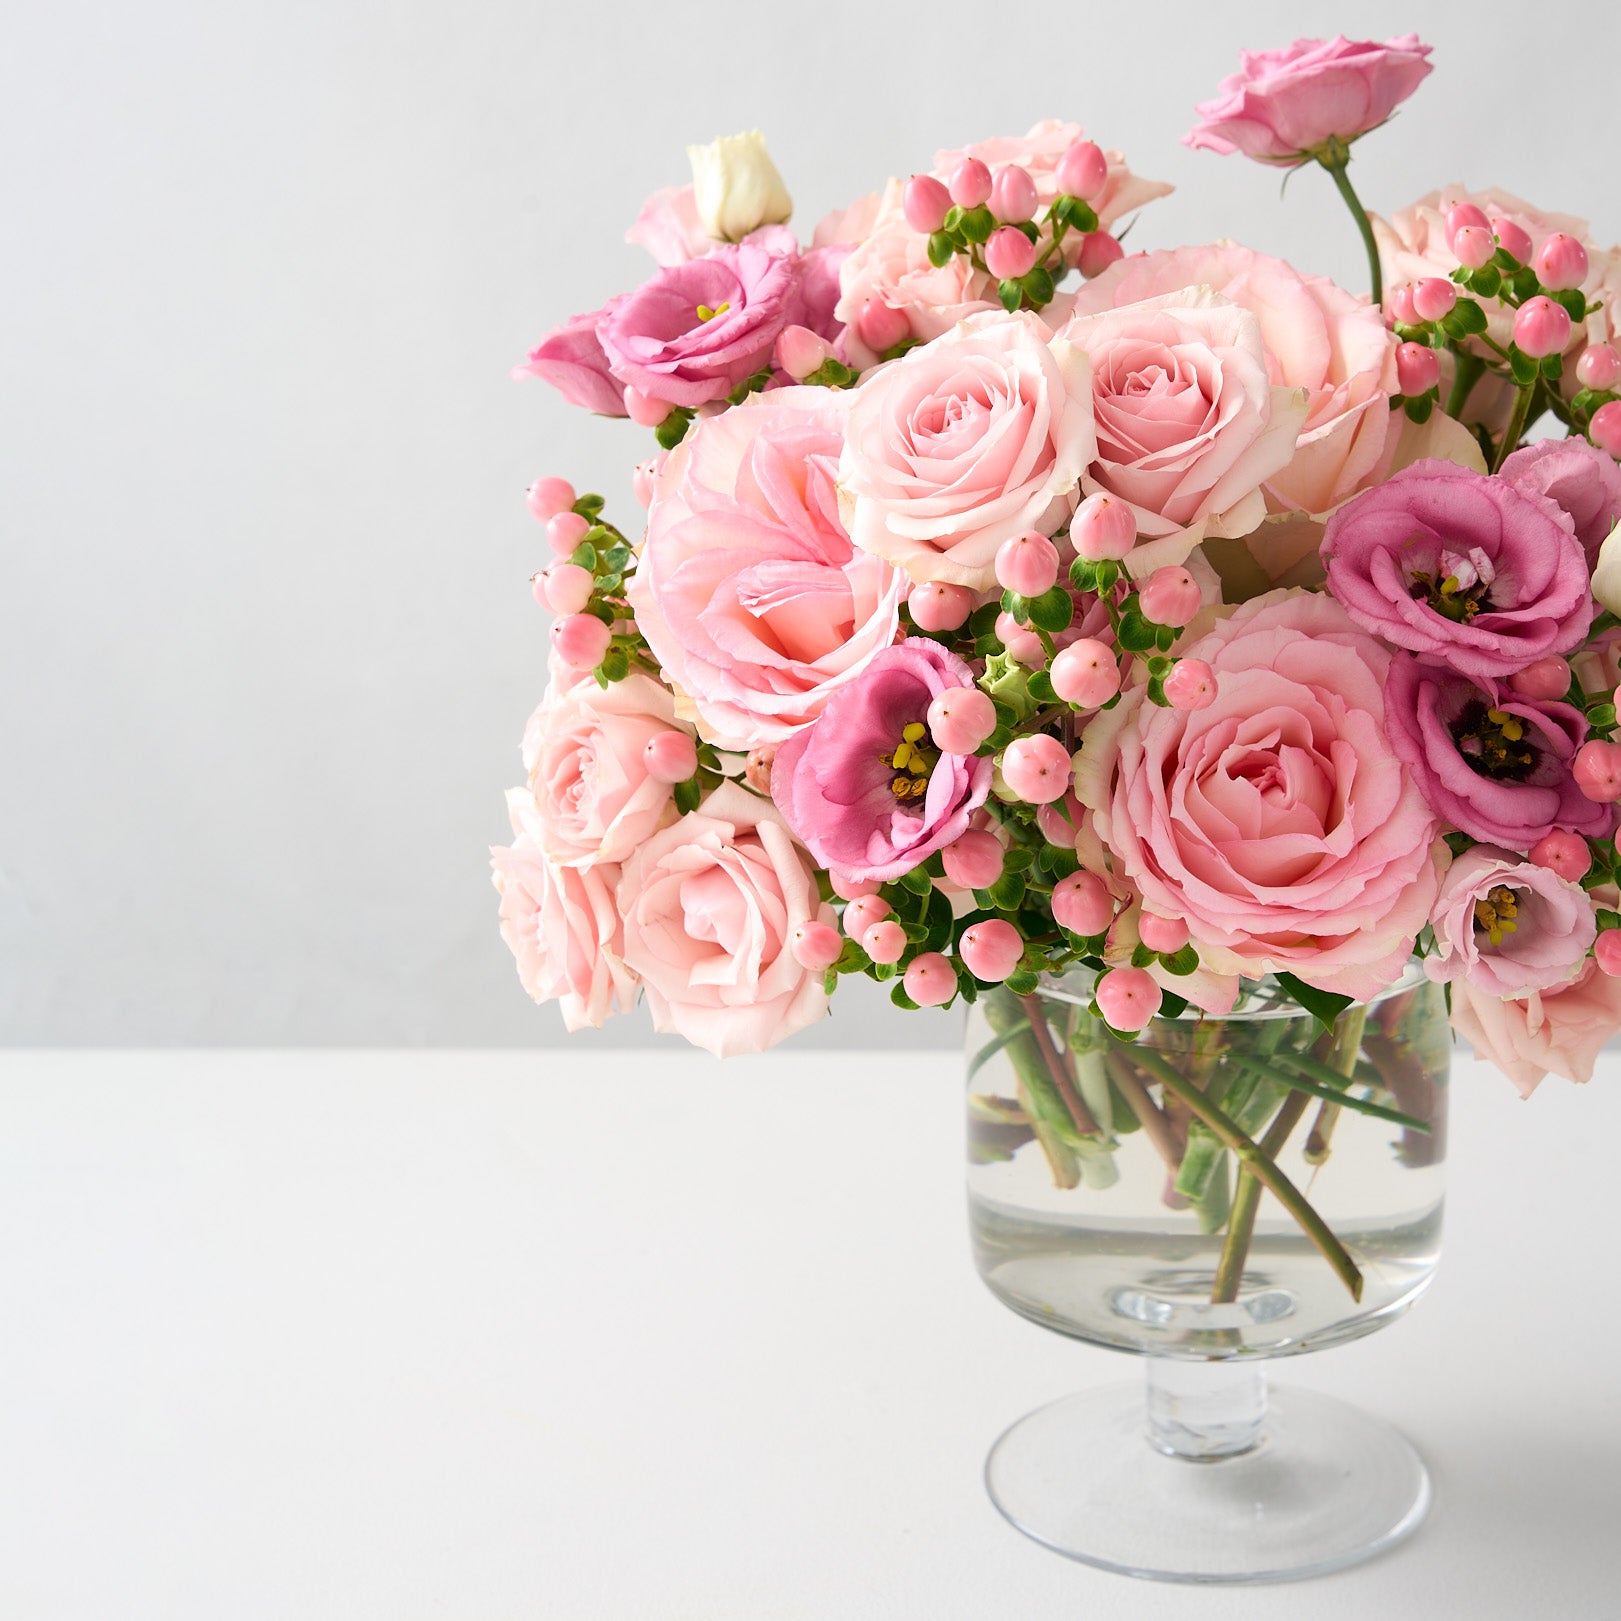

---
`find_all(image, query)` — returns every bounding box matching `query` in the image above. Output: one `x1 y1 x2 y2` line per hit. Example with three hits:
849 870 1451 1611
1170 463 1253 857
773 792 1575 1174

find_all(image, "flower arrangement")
496 34 1621 1110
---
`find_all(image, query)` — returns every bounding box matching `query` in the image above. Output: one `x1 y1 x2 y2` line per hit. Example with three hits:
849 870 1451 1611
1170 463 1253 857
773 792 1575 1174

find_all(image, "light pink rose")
1054 289 1309 578
628 386 907 749
615 781 833 1057
491 795 636 1032
1451 961 1621 1097
838 310 1095 589
1069 244 1399 515
1424 845 1595 998
1073 591 1443 1000
522 672 688 867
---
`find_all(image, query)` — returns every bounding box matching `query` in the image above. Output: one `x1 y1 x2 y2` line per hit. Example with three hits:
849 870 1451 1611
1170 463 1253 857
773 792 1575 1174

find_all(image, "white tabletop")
0 1046 1615 1619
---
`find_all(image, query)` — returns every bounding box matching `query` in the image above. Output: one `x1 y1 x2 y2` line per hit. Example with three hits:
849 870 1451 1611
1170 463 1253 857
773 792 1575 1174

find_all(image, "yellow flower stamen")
1474 885 1522 947
695 301 732 323
1485 708 1524 742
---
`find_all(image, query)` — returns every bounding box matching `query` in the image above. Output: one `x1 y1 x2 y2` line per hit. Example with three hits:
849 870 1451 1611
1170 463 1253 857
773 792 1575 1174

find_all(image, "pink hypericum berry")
1138 566 1202 628
903 173 952 235
1137 913 1190 954
547 511 592 556
909 581 975 632
1051 870 1115 936
904 951 957 1006
843 894 892 938
1573 739 1621 802
1071 492 1136 560
527 477 577 523
948 157 992 209
632 455 664 508
1534 233 1590 292
791 921 844 972
1387 284 1419 326
623 387 670 428
830 870 881 901
1001 734 1073 804
1595 930 1621 977
541 561 594 616
928 687 997 756
551 613 611 670
1050 638 1121 708
1163 658 1216 711
1412 278 1458 322
776 324 833 381
857 299 910 354
1095 966 1163 1032
985 226 1039 281
995 530 1060 596
1591 401 1621 457
1396 342 1441 397
744 745 776 795
990 165 1039 224
1577 345 1621 392
643 730 698 784
1530 830 1592 884
1446 202 1491 241
942 830 1005 890
1451 225 1495 271
862 919 907 965
995 610 1047 667
1507 657 1571 702
1036 794 1082 849
958 919 1024 983
1514 296 1573 360
1492 217 1534 264
1077 231 1124 279
1056 140 1109 202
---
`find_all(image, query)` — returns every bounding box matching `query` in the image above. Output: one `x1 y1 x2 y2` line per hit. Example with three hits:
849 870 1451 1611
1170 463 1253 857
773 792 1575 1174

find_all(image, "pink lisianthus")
1451 961 1621 1097
1424 845 1595 998
513 306 629 416
838 310 1094 589
1068 244 1399 515
770 640 992 883
1321 460 1591 680
1053 289 1308 579
1383 656 1612 850
627 386 907 749
1074 591 1443 1000
1500 437 1621 568
615 781 832 1057
1185 35 1434 166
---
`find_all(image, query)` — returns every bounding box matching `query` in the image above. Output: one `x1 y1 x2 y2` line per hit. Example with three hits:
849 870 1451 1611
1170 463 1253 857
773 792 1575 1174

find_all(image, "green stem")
1322 158 1382 307
1128 1044 1365 1303
1494 381 1538 472
1445 348 1486 421
1211 1090 1311 1304
1019 996 1098 1137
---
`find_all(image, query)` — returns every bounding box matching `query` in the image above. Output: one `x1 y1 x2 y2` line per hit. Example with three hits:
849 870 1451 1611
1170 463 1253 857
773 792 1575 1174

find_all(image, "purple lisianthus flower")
1321 459 1591 680
1501 437 1621 567
512 305 628 415
598 241 804 410
1385 653 1613 849
770 641 992 883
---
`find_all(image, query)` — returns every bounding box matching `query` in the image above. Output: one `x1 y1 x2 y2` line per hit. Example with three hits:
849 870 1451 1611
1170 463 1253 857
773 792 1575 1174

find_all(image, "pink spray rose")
1185 35 1434 165
1074 591 1442 1000
1424 845 1595 998
1053 289 1308 579
522 672 689 868
1321 460 1591 680
1500 437 1621 568
771 640 993 883
615 781 832 1057
628 386 907 749
513 307 629 416
1451 961 1621 1097
1383 656 1612 849
1068 244 1399 515
838 310 1095 589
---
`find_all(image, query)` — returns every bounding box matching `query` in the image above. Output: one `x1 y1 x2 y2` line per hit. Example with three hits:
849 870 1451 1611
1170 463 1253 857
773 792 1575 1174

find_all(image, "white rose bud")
686 130 792 243
1594 521 1621 616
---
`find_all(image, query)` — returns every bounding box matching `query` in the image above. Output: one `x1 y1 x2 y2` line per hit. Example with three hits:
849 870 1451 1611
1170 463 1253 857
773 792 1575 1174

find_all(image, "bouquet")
495 33 1621 1111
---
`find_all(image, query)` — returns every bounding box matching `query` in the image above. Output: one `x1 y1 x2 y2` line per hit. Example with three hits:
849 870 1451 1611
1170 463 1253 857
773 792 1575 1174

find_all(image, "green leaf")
1597 911 1621 933
574 494 605 519
1440 299 1488 339
569 541 599 572
1005 969 1040 995
998 278 1023 313
1020 266 1055 309
988 870 1027 911
1540 353 1565 381
1158 990 1189 1019
967 603 1001 639
599 646 630 683
1468 265 1502 299
898 865 934 896
603 544 633 573
673 777 702 814
1160 944 1199 977
1068 557 1099 593
1587 704 1617 730
1002 845 1035 873
1510 348 1540 387
927 231 955 269
1404 395 1434 424
1027 587 1074 634
890 983 920 1011
1117 612 1155 653
655 410 693 451
1026 670 1056 703
1274 971 1353 1034
959 205 994 244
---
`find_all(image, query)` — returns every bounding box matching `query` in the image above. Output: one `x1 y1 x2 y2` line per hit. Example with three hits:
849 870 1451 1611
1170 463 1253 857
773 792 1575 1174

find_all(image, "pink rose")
1451 961 1621 1097
491 798 636 1032
628 386 906 749
1185 35 1434 165
1501 437 1621 568
1054 289 1308 578
1074 591 1442 1000
522 673 688 867
615 781 832 1057
838 310 1095 589
1068 244 1398 515
1424 845 1595 998
513 307 628 416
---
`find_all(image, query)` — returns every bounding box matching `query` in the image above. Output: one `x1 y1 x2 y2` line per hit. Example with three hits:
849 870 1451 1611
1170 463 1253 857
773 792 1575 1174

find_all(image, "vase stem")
1145 1359 1266 1461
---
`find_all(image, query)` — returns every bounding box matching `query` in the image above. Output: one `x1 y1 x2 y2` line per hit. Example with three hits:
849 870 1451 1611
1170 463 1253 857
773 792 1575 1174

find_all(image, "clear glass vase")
965 965 1449 1583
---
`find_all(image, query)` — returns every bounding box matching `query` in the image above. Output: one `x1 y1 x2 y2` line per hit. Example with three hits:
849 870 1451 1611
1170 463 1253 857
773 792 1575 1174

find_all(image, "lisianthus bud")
1514 296 1572 360
985 226 1039 281
990 165 1038 224
776 324 834 381
1534 233 1589 292
1395 342 1441 397
686 129 792 241
1056 140 1108 202
903 173 952 235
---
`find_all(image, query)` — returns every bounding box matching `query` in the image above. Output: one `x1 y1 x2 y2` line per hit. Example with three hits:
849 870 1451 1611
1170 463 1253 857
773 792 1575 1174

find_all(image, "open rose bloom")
499 51 1621 1108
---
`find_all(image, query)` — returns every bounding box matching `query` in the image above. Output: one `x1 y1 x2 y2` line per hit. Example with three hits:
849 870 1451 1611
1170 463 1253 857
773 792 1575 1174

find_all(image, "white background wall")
4 0 1617 1048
